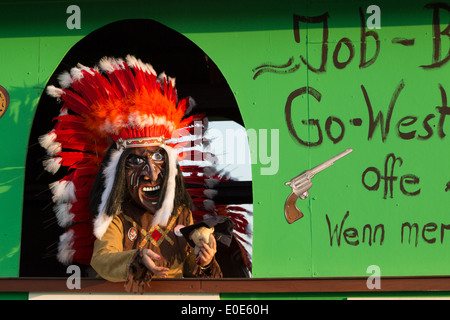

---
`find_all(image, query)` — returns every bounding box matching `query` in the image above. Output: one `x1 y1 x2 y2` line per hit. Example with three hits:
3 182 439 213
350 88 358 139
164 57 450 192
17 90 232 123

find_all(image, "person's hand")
140 248 169 278
196 234 217 267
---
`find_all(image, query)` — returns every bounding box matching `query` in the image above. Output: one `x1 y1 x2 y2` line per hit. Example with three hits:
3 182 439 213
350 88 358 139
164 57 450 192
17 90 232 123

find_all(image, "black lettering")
325 116 345 144
422 222 437 244
436 84 450 138
392 37 415 46
362 80 405 142
344 228 359 246
294 13 330 73
285 86 323 147
401 222 419 247
326 211 349 247
384 153 403 199
362 224 385 246
397 116 418 140
362 224 372 246
441 223 450 243
418 114 435 140
350 118 363 126
308 119 323 146
359 6 380 69
326 212 385 247
373 224 385 246
362 166 380 191
421 3 450 69
400 174 421 196
362 154 421 199
333 37 355 69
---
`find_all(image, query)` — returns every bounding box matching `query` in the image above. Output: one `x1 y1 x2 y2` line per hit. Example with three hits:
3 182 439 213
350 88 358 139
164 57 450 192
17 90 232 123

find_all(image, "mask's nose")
141 158 161 183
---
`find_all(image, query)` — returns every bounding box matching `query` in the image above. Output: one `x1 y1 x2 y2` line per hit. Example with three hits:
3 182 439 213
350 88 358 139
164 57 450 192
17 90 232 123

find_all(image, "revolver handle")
284 192 304 224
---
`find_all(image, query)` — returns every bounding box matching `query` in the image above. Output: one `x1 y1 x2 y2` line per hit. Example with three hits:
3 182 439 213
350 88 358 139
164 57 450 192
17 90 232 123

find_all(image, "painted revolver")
284 148 353 224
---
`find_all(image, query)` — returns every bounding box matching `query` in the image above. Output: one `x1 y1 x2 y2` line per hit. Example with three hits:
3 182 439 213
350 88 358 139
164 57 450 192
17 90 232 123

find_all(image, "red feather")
60 89 90 115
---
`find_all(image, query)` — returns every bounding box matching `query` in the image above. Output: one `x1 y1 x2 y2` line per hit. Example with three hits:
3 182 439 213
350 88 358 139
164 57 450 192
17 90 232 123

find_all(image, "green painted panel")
0 36 40 276
301 1 450 278
220 292 346 300
0 292 28 300
221 291 450 300
202 0 450 278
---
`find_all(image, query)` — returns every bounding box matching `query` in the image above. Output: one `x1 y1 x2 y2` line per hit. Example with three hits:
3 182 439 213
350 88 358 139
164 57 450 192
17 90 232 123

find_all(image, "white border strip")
29 292 220 300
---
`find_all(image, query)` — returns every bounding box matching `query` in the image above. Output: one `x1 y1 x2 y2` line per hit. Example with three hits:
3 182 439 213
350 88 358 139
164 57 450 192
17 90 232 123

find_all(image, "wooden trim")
2 276 450 293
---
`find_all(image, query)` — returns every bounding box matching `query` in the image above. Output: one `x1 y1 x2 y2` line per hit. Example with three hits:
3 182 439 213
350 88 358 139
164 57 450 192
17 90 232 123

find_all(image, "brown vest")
120 205 192 269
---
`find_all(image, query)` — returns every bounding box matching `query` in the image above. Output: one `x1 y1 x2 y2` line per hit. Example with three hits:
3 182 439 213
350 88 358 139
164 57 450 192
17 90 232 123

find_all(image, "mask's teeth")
142 185 161 192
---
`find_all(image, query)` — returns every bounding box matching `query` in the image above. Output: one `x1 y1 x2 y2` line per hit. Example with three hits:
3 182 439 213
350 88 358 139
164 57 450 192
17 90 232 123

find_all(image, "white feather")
38 129 63 156
93 148 123 239
203 189 218 199
45 142 62 156
144 64 156 76
152 145 177 227
93 213 114 240
185 97 196 115
38 131 56 149
43 157 62 174
168 76 176 87
206 153 219 165
125 54 139 67
49 180 76 204
70 66 84 81
203 199 215 211
158 72 167 83
99 57 124 73
77 63 96 76
115 58 125 69
98 56 116 73
57 71 72 88
125 55 156 76
57 229 75 265
53 202 74 227
205 178 219 188
203 166 216 177
46 85 64 98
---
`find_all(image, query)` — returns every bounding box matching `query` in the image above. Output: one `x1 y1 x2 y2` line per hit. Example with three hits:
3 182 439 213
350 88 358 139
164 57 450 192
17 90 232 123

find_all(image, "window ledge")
1 276 450 293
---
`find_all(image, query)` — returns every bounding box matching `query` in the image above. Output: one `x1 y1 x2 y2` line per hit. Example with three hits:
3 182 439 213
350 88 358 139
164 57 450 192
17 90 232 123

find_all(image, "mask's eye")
151 152 164 161
127 155 145 165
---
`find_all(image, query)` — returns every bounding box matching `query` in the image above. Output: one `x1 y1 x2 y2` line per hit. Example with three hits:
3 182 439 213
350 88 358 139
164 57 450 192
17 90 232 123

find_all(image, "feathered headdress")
40 55 252 273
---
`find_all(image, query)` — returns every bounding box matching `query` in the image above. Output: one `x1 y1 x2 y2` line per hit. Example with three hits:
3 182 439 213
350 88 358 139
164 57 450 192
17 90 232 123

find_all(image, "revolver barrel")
310 148 353 176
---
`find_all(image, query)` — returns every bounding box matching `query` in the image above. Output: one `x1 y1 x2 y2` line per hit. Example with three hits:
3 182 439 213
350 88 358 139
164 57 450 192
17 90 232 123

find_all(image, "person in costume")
89 139 222 289
39 56 228 291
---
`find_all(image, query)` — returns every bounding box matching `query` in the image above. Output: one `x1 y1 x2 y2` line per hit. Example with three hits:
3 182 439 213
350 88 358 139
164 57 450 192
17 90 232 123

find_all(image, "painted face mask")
125 147 166 214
